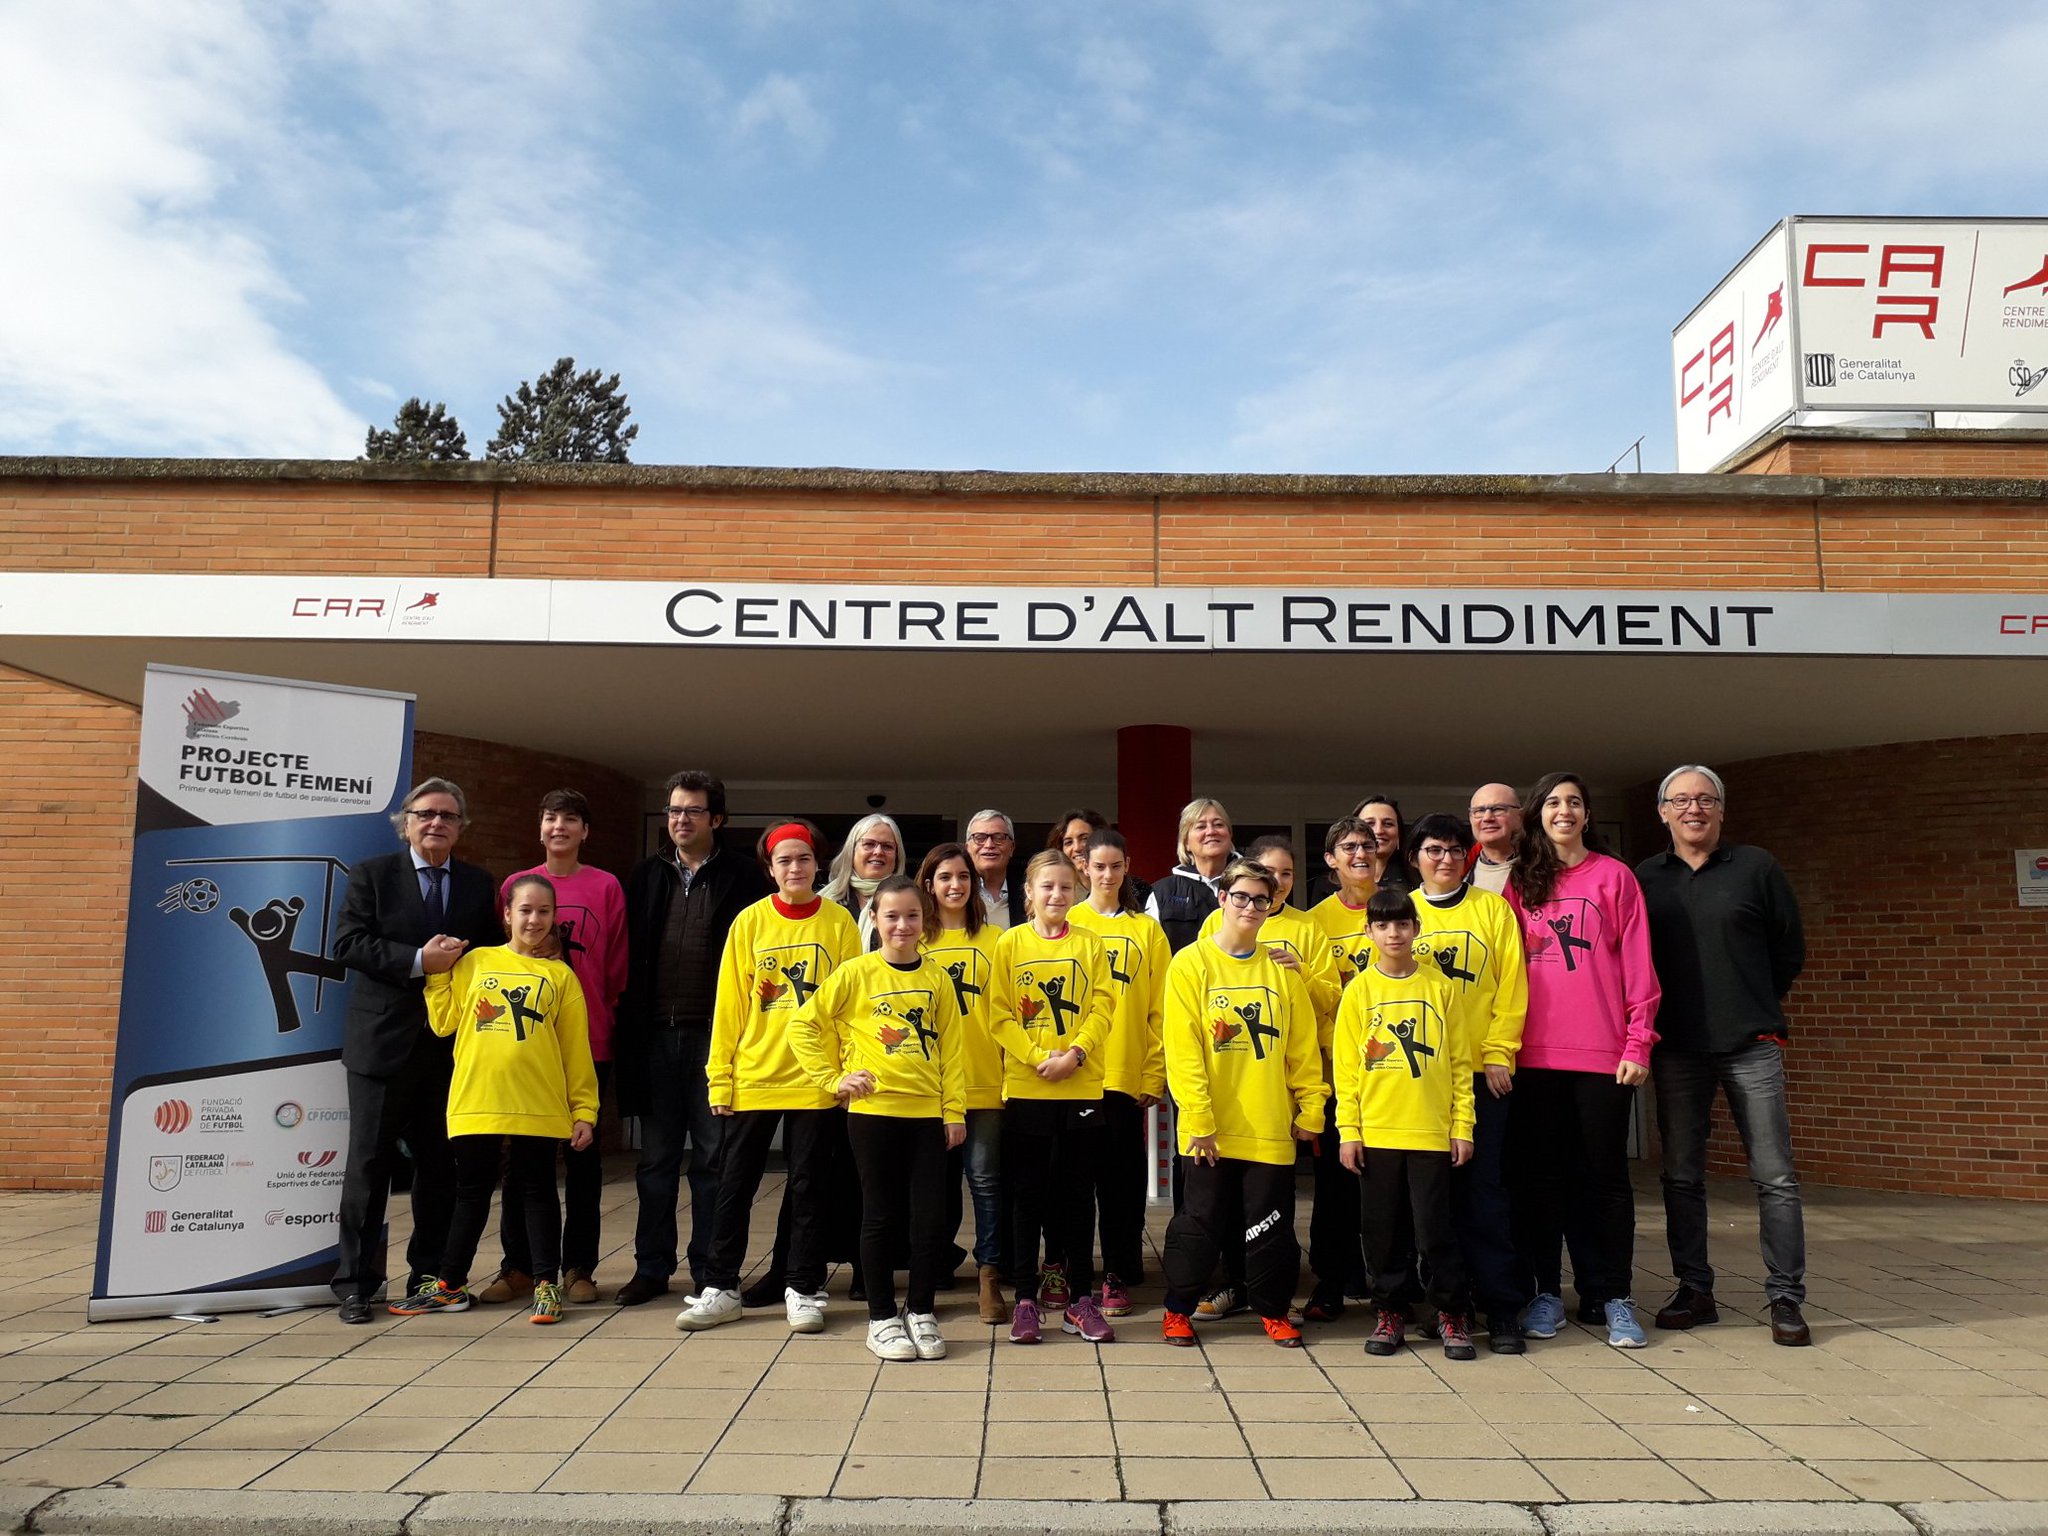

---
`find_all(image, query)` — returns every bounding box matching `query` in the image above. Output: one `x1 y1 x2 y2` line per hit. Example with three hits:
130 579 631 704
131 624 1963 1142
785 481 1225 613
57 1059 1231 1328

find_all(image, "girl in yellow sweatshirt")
1068 828 1167 1319
918 840 1007 1323
790 876 966 1363
988 849 1116 1344
1159 858 1326 1349
677 822 861 1335
402 874 597 1326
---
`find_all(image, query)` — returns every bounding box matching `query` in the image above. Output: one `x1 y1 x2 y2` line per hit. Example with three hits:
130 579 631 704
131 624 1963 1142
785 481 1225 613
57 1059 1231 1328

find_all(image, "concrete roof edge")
0 455 2041 504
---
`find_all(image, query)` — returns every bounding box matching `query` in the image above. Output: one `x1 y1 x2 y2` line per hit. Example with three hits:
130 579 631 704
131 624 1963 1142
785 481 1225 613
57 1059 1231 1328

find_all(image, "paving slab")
0 1488 50 1533
1541 1504 1918 1536
1170 1500 1542 1536
32 1487 421 1535
405 1492 785 1536
793 1497 1162 1536
1903 1504 2048 1536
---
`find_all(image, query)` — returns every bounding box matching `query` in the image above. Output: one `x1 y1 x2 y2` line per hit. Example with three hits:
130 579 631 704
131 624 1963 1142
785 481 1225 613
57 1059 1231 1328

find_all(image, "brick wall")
1633 736 2048 1200
412 730 643 892
1732 435 2048 478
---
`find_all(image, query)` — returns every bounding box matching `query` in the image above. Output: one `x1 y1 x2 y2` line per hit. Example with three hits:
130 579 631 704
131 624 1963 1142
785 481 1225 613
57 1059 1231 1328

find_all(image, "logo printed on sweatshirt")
1523 896 1600 972
1016 960 1085 1037
936 947 988 1014
1363 999 1447 1080
1097 933 1137 988
755 943 830 1010
1416 929 1489 988
1207 985 1283 1059
476 970 557 1040
871 987 941 1059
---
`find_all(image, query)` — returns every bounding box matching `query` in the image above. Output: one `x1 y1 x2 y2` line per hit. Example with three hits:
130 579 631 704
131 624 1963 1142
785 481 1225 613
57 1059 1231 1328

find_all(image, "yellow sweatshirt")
1333 960 1473 1151
1068 902 1169 1101
987 922 1115 1101
1198 903 1343 1049
787 952 967 1121
1309 891 1379 990
1162 939 1327 1165
1411 885 1528 1074
708 896 862 1112
923 924 1003 1112
426 945 598 1140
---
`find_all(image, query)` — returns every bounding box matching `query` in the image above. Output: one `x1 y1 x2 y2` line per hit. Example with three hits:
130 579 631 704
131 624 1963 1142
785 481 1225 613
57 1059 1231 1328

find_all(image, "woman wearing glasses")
1506 773 1661 1349
821 813 907 948
1158 858 1325 1348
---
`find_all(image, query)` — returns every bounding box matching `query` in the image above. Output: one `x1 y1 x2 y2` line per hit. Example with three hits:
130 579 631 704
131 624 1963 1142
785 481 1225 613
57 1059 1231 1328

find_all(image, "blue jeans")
632 1026 724 1286
963 1107 1003 1267
1654 1039 1806 1305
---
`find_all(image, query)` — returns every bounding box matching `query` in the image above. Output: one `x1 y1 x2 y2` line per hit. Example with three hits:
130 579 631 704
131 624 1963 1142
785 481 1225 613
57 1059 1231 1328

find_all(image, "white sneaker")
865 1314 917 1361
906 1311 946 1360
675 1287 742 1331
786 1286 829 1334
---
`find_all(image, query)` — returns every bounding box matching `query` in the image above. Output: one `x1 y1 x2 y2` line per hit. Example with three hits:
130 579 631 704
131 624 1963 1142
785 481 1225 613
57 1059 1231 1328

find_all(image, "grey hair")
820 812 906 902
391 776 468 839
965 808 1014 837
1174 797 1233 866
1657 764 1726 806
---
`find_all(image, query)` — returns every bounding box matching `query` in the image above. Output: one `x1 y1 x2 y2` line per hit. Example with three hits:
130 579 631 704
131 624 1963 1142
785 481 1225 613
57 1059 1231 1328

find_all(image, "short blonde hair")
1173 797 1232 866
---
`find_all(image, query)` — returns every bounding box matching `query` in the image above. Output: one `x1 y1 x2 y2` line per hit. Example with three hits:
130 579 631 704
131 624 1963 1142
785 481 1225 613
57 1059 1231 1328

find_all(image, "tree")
485 357 638 464
362 398 470 462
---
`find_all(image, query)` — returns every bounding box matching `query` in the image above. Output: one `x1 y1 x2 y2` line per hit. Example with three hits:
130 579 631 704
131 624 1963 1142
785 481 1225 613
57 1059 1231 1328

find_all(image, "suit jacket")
335 848 501 1078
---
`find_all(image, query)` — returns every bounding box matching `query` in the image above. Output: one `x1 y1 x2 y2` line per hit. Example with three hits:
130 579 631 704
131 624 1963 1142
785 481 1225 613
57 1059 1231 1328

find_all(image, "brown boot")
563 1269 599 1305
977 1265 1006 1325
476 1267 534 1305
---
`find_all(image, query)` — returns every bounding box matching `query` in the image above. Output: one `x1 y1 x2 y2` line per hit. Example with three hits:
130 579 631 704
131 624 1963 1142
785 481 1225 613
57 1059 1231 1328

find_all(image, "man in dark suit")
330 776 501 1323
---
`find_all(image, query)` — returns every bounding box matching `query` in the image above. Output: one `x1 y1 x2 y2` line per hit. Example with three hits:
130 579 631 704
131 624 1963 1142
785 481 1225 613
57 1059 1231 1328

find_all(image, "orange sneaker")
1161 1310 1196 1347
1262 1314 1303 1348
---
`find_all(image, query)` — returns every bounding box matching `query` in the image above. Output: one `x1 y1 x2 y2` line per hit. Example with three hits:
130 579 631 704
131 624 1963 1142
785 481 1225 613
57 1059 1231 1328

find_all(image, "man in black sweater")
1636 764 1810 1347
331 777 501 1324
611 770 770 1305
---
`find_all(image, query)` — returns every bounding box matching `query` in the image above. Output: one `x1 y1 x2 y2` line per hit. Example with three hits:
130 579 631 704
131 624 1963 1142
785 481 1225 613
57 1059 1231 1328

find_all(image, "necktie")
423 865 446 930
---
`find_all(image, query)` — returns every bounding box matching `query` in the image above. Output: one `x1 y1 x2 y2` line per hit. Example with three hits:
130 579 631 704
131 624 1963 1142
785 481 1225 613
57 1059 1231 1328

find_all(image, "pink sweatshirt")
502 863 629 1062
1507 852 1661 1073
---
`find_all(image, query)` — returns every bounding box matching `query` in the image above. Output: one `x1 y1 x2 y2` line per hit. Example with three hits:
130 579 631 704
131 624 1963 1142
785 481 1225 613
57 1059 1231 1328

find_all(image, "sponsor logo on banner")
144 1210 167 1234
198 1097 245 1134
298 1149 337 1169
274 1102 304 1128
292 595 389 620
2012 361 2047 399
2004 256 2048 300
149 1156 183 1191
265 1209 285 1225
157 878 221 914
154 1100 191 1134
1806 354 1837 388
182 687 241 740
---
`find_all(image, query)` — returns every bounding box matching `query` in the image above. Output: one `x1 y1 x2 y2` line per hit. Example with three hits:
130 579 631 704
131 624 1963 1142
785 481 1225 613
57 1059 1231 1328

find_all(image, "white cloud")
733 73 831 157
0 1 361 456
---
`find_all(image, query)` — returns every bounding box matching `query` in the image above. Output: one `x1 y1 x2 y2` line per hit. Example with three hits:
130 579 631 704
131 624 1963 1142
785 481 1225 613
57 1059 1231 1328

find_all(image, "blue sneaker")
1523 1293 1565 1339
1605 1297 1647 1349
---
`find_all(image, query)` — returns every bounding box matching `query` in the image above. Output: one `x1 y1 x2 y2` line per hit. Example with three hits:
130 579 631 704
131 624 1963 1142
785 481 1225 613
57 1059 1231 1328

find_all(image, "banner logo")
297 1149 337 1169
144 1210 167 1234
149 1155 183 1191
154 1100 192 1133
274 1102 304 1128
181 686 241 739
2012 360 2047 399
2003 255 2048 298
1806 354 1837 388
157 878 221 914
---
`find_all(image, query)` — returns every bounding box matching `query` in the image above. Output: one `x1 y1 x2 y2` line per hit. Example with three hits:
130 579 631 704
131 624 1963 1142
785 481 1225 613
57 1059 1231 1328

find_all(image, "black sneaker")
740 1274 785 1309
1655 1285 1720 1330
1486 1315 1527 1355
1576 1295 1604 1326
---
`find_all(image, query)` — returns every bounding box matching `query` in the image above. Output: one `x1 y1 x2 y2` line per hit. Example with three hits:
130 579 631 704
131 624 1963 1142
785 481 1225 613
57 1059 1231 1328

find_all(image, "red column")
1117 724 1191 883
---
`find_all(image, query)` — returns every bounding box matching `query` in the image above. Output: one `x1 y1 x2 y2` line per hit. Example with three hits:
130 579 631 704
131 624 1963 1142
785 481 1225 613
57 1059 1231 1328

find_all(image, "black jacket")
1149 865 1223 953
1636 842 1805 1054
612 843 771 1115
333 850 501 1078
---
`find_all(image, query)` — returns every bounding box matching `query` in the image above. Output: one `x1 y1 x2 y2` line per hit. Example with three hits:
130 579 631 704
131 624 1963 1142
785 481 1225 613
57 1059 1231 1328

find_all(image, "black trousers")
1163 1157 1298 1321
499 1059 611 1277
703 1108 831 1294
1307 1093 1369 1300
1360 1146 1467 1315
1451 1075 1523 1322
1508 1067 1637 1305
846 1114 950 1319
737 1107 864 1293
332 1052 454 1301
1093 1090 1149 1283
1005 1097 1105 1302
442 1134 560 1288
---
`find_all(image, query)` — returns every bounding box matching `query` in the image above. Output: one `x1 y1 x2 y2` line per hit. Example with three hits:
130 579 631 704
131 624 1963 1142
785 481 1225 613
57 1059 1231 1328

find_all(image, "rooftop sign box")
1672 216 2048 471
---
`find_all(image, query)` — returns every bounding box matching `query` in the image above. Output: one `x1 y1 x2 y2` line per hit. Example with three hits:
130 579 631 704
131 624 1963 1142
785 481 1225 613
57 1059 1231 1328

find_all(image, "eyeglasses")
1222 890 1274 911
1663 795 1723 811
666 806 713 820
1469 803 1517 818
407 808 461 823
967 833 1013 846
1416 845 1464 861
1333 839 1373 856
856 839 896 855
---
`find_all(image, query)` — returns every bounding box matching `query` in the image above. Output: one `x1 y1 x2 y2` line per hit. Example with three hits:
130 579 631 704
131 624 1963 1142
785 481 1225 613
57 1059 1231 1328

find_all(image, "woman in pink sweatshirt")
1506 772 1661 1348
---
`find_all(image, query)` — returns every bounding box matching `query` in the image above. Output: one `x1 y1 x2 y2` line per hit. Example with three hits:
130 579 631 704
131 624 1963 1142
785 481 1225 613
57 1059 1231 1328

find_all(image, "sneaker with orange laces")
1038 1263 1071 1311
1261 1314 1303 1349
1161 1310 1196 1347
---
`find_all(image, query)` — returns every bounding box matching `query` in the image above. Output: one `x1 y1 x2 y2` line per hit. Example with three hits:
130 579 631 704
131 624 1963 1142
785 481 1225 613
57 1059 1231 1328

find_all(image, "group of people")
328 765 1813 1362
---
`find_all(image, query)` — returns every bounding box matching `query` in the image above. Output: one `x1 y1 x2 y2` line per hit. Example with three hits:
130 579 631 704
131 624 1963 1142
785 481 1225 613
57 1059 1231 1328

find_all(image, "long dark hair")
1510 772 1610 909
1084 828 1145 914
916 841 984 939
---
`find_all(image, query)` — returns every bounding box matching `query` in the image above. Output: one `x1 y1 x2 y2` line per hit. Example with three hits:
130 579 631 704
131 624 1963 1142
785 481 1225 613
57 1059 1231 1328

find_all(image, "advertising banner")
1672 224 1797 473
90 666 414 1321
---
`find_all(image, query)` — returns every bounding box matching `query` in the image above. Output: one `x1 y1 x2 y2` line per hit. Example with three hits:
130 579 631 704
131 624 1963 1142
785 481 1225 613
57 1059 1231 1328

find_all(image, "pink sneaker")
1037 1263 1071 1310
1063 1294 1116 1343
1008 1298 1042 1345
1097 1274 1132 1317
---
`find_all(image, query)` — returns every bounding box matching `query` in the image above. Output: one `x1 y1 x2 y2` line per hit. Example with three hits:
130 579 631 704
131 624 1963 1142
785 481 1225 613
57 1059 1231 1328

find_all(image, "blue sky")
2 1 2039 473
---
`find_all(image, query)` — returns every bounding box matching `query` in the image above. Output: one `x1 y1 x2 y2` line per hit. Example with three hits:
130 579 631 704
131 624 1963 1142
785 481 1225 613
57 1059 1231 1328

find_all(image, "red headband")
764 822 815 852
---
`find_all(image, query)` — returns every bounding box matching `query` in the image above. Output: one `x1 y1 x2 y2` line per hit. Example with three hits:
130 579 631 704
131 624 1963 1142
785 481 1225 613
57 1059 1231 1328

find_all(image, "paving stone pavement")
2 1164 2045 1519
